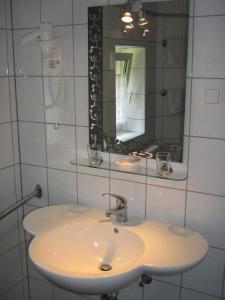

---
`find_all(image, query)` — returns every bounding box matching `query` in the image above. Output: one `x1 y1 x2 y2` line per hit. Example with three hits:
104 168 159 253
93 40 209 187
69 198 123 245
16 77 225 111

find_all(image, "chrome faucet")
102 193 128 223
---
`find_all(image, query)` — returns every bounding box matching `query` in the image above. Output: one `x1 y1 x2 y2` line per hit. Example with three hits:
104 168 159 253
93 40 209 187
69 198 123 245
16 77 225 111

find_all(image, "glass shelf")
71 159 187 181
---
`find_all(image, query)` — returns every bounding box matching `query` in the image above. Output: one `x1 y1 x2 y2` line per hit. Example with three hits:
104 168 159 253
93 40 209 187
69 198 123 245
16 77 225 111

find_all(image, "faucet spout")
102 193 128 223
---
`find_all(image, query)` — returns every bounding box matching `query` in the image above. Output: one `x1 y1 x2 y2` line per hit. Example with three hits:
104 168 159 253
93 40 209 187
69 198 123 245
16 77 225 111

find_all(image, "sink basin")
29 219 208 295
29 223 145 294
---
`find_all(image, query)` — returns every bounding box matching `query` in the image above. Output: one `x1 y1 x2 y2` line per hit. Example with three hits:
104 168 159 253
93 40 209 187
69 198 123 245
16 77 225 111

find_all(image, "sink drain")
99 264 112 271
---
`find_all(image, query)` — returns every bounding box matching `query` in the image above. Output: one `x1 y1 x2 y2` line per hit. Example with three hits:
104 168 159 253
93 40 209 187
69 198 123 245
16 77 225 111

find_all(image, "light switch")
204 87 223 104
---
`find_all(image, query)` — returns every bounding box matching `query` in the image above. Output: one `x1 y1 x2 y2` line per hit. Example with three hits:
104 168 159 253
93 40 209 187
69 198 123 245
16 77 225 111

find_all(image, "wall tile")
16 77 44 122
188 137 225 196
181 288 220 300
77 173 109 209
194 0 225 16
0 280 28 300
41 0 73 26
0 77 11 123
73 0 108 24
75 76 88 126
193 16 225 78
9 77 17 121
0 245 24 294
74 24 88 76
12 0 40 29
119 281 142 300
45 77 75 125
46 124 76 171
182 247 225 297
29 279 53 300
19 122 46 166
186 192 225 249
110 178 146 219
190 78 225 139
0 167 16 210
0 211 19 255
0 30 8 76
7 30 14 75
6 0 12 29
12 122 20 164
21 164 48 206
54 286 80 300
0 0 6 28
76 126 89 160
0 167 19 254
48 168 77 205
0 123 14 169
146 185 186 226
144 280 180 300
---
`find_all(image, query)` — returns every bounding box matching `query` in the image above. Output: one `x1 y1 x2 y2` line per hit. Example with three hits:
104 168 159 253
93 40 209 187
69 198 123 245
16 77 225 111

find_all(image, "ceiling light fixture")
121 5 133 23
121 0 150 37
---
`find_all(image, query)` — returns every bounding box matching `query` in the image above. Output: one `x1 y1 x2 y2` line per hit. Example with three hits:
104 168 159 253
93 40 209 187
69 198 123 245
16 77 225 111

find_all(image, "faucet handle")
102 193 127 209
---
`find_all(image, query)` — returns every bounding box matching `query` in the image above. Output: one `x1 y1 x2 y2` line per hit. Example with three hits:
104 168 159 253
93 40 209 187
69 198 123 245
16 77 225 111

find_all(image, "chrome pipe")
0 184 42 221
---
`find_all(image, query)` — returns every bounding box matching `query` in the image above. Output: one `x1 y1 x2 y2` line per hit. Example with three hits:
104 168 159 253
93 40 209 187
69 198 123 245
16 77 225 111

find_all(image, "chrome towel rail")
0 184 42 221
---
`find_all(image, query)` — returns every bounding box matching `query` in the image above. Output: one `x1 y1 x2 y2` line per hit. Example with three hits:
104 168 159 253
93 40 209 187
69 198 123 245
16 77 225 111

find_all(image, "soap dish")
115 157 140 168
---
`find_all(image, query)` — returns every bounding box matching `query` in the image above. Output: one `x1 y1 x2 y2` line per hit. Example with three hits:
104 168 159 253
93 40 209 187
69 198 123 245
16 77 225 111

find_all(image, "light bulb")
121 11 133 23
138 17 148 26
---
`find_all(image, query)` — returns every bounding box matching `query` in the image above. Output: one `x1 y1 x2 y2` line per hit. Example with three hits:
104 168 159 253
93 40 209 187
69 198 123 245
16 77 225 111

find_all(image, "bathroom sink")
29 223 145 294
29 220 208 295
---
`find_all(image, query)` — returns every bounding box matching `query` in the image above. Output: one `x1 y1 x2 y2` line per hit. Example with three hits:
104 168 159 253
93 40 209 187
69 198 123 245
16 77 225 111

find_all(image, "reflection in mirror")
88 1 189 162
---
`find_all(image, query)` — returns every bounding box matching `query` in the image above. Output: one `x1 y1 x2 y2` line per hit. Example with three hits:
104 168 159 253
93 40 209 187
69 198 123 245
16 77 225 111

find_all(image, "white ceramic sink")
29 220 208 295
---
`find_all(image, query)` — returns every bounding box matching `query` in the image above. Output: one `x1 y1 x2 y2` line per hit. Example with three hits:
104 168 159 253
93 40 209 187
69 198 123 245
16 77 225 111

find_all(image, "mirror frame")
88 6 104 150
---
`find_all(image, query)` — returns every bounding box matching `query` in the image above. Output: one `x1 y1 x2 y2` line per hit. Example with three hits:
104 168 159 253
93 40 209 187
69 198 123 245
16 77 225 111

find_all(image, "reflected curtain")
116 74 128 132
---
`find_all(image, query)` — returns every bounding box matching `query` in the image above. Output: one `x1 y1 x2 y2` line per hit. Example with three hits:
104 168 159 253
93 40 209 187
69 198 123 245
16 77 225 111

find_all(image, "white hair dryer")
18 23 64 110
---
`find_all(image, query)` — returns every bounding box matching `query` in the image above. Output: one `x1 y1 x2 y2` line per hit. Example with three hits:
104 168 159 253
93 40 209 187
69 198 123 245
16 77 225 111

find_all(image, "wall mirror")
88 0 189 162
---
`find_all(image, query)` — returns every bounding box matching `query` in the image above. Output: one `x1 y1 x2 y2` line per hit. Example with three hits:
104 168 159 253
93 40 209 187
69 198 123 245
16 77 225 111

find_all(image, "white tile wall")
48 168 77 205
74 25 88 76
144 280 180 300
41 0 73 26
16 77 45 122
119 281 142 300
75 77 89 126
193 16 225 78
181 288 220 300
182 247 225 296
188 137 225 196
0 77 11 123
46 124 76 171
186 192 225 249
0 245 26 294
0 123 14 169
0 30 8 75
12 0 40 29
147 185 186 226
194 0 225 16
54 286 80 300
1 280 29 300
77 173 109 209
19 122 46 166
29 278 53 300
